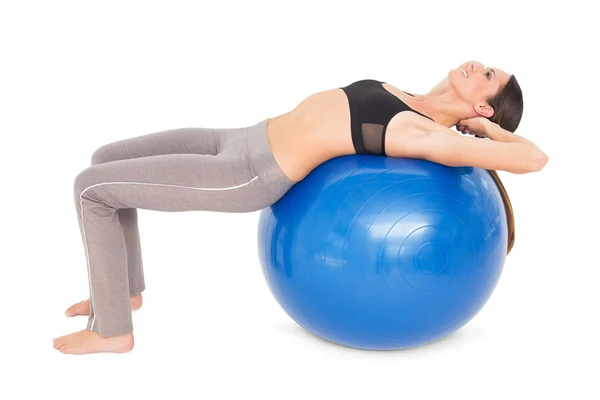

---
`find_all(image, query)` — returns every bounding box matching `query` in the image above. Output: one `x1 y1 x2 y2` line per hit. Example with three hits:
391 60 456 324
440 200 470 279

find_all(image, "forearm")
484 121 534 144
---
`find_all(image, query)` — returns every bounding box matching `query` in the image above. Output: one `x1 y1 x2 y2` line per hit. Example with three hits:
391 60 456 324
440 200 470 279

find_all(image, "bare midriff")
265 88 354 182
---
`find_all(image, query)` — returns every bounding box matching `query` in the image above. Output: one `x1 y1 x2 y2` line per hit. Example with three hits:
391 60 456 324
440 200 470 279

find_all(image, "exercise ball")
258 155 508 350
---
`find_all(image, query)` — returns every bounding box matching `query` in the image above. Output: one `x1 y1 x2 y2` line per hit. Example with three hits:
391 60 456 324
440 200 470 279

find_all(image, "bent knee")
91 144 121 165
73 166 97 197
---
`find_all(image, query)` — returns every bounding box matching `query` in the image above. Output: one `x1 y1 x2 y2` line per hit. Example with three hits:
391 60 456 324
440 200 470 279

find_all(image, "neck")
404 79 474 127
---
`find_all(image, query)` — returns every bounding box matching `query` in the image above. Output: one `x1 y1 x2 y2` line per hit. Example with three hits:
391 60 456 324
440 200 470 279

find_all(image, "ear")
474 102 494 118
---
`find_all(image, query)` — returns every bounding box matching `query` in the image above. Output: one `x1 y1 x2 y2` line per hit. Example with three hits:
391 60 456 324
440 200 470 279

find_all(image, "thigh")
90 126 246 165
75 150 267 213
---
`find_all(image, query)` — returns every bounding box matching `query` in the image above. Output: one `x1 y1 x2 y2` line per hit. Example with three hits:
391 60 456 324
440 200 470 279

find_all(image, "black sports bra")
340 79 433 156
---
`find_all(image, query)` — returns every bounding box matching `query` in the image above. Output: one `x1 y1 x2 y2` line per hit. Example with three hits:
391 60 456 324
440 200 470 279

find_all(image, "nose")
470 61 486 73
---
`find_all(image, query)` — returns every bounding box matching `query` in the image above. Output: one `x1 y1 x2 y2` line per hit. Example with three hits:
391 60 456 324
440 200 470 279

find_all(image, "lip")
462 63 472 77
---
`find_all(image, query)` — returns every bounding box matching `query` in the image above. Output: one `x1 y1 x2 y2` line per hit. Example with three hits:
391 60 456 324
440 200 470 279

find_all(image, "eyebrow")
490 68 496 79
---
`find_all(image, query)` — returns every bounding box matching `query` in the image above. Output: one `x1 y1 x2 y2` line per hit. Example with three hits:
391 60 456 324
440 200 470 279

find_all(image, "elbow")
529 150 549 172
511 149 549 174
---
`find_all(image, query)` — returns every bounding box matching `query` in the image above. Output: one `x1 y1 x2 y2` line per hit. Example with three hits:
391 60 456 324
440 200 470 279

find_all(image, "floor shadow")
272 321 484 354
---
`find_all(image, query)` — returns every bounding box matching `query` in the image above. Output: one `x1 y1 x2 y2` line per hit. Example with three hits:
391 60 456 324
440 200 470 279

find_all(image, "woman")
53 60 548 355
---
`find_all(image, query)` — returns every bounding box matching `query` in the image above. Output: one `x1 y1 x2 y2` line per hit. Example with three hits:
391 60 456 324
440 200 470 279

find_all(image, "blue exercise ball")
258 155 508 350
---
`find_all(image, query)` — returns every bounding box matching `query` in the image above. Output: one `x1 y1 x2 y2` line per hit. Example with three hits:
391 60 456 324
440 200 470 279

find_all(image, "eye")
485 71 492 80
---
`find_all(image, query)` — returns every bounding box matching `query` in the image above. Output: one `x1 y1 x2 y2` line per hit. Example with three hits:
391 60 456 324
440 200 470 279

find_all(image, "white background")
1 0 598 399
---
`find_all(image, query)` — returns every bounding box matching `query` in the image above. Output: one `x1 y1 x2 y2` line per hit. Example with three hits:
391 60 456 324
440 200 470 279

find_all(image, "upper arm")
411 130 546 174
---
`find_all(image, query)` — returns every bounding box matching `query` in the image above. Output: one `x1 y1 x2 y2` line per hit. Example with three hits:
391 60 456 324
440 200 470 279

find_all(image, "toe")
53 334 68 349
65 303 79 316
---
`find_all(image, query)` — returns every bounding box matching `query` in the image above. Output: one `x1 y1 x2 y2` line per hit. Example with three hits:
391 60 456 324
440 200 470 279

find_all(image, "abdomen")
267 88 355 181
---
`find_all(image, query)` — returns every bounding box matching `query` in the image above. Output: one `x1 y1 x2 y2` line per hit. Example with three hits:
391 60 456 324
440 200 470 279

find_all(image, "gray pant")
73 119 294 337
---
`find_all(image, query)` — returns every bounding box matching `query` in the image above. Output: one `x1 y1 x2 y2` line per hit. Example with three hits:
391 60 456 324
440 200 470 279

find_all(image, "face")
449 60 511 118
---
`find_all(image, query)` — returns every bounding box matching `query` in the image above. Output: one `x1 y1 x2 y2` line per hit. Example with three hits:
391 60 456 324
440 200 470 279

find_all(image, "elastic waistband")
245 119 295 189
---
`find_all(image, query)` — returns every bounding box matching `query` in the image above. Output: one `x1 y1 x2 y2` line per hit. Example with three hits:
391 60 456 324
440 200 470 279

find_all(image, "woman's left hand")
455 117 492 138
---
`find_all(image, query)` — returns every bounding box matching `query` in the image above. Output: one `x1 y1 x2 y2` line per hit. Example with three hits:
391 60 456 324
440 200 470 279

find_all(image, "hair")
485 74 523 255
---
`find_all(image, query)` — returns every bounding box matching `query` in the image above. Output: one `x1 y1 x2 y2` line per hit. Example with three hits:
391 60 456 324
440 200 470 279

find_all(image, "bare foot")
65 293 143 317
53 329 134 355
